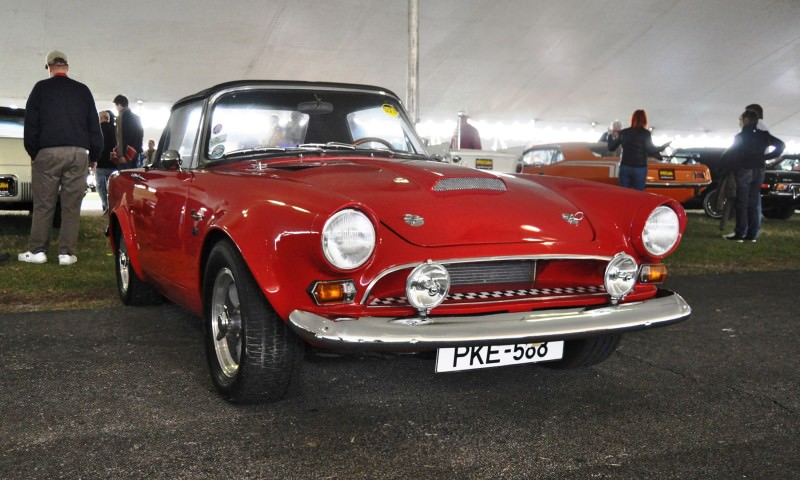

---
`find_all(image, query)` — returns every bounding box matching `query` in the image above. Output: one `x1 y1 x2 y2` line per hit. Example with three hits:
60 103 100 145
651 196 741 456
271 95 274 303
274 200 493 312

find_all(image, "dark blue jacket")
723 126 784 170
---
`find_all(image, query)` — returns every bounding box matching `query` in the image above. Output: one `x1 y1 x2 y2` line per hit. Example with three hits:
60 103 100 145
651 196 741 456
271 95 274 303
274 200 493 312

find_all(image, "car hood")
273 158 596 247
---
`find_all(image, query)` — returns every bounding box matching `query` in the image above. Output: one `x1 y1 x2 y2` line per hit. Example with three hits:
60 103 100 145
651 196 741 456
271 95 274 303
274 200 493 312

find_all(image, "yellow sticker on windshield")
382 104 399 117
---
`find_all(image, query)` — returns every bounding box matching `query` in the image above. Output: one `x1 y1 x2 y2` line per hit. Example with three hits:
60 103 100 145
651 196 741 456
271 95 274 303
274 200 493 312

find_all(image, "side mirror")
161 150 182 171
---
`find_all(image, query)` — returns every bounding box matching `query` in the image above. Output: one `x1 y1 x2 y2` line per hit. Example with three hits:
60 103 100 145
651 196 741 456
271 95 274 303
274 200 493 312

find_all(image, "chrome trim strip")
289 289 691 351
359 254 611 305
645 181 712 187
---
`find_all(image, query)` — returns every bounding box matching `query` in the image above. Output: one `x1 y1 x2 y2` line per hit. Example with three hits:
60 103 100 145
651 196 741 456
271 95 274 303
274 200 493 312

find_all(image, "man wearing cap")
19 50 103 266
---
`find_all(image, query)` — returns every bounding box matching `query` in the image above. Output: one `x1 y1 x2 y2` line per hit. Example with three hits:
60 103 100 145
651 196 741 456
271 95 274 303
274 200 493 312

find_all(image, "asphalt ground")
1 270 798 479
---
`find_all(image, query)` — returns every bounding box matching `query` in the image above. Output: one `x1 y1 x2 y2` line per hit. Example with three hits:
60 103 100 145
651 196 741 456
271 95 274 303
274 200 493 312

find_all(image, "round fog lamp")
406 262 450 315
604 253 638 303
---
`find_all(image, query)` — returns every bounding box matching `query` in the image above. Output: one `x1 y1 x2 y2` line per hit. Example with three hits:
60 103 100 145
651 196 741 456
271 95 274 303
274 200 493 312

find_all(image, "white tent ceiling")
2 0 799 147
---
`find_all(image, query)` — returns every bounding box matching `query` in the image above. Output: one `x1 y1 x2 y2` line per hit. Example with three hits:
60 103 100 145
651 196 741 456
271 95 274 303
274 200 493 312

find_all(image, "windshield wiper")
223 146 287 159
298 142 356 151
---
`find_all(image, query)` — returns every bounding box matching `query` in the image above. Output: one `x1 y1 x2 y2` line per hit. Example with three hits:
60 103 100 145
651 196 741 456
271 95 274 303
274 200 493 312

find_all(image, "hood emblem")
404 214 425 227
562 211 585 226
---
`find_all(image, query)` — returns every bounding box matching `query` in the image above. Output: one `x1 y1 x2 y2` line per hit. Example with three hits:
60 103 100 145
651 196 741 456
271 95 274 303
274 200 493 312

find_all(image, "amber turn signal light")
638 264 668 284
310 280 357 305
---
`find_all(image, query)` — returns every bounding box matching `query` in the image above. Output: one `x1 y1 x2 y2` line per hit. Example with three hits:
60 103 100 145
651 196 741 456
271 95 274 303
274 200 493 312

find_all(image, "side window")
161 100 203 168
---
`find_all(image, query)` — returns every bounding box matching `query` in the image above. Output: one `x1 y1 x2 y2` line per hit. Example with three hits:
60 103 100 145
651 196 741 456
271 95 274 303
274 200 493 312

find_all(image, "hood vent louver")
433 177 507 192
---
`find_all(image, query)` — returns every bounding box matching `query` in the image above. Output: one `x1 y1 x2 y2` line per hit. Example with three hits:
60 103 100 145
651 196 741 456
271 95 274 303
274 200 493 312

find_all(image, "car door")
132 100 203 302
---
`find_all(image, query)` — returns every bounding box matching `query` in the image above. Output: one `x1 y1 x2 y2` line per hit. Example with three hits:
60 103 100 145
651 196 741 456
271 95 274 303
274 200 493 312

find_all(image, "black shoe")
724 235 744 242
0 252 9 264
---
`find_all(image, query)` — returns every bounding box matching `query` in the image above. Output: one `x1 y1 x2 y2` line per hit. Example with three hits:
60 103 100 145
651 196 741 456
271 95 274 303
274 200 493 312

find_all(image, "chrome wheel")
117 244 130 294
210 267 242 379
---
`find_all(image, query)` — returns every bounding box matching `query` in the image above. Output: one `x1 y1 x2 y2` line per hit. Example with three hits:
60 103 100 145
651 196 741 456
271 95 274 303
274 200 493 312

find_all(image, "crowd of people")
604 106 784 243
17 50 153 266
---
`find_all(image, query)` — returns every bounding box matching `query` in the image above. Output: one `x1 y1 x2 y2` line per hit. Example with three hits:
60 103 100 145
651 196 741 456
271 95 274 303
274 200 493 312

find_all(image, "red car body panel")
109 155 685 323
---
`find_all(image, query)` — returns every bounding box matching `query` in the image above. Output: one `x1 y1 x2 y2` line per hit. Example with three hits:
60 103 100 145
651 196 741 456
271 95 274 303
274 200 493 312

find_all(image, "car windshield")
770 157 800 171
206 88 427 162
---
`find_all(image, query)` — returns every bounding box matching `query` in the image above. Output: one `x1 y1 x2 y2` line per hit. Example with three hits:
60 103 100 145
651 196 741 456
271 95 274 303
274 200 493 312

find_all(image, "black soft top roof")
172 80 401 111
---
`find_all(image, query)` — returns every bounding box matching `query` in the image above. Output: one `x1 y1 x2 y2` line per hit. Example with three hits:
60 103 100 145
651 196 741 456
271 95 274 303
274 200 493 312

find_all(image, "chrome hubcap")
118 247 130 293
210 268 242 378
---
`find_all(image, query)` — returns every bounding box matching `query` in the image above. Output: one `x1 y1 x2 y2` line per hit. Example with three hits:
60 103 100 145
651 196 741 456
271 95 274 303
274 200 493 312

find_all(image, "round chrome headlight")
321 209 376 270
642 206 680 256
406 262 450 315
604 253 638 302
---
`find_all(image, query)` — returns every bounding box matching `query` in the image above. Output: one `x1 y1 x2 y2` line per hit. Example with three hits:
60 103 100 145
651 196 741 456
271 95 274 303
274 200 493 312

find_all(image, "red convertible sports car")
108 81 691 403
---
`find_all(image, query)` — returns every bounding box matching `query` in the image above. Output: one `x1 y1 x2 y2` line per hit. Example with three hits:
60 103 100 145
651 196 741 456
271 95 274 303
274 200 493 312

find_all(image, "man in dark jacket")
19 50 103 266
113 94 143 168
723 110 784 242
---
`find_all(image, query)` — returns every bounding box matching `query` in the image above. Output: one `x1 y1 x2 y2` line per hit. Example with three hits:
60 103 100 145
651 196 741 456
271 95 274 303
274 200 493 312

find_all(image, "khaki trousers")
29 146 88 255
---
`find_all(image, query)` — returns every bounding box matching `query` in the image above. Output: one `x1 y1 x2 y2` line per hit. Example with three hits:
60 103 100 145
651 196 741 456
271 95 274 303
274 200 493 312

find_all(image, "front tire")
204 240 303 404
115 233 162 305
545 333 621 369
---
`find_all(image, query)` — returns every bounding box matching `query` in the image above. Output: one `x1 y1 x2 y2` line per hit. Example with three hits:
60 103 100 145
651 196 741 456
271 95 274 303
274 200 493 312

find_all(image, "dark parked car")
760 155 800 219
668 148 798 219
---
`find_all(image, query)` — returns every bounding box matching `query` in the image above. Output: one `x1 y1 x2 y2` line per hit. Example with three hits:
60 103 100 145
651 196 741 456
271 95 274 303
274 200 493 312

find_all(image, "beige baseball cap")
46 50 68 66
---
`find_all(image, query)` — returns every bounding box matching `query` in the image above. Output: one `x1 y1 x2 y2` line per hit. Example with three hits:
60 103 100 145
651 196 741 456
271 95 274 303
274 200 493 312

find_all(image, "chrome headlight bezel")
321 209 376 270
642 205 681 257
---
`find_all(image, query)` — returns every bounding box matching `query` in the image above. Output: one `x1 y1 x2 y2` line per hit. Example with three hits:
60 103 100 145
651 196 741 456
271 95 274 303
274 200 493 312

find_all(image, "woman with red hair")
607 109 671 190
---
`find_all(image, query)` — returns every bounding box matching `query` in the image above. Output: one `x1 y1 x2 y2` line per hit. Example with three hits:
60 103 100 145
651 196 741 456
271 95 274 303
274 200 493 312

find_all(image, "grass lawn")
1 210 798 313
1 213 117 312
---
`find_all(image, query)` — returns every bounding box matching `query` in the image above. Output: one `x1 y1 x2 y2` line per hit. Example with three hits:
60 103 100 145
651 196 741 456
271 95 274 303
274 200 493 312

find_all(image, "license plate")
475 158 493 170
436 341 564 372
0 178 12 196
658 169 675 180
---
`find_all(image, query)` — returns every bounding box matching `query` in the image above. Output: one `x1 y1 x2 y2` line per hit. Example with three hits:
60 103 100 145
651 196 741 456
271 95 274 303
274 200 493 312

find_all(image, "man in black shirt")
19 50 103 265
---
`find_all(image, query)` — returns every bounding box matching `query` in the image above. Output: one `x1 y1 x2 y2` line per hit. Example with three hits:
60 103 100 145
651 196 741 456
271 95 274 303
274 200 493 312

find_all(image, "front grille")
446 260 532 285
365 258 608 307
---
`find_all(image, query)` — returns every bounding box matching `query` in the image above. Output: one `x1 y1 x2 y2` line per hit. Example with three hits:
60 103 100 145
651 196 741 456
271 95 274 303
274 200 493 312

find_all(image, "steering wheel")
352 137 394 150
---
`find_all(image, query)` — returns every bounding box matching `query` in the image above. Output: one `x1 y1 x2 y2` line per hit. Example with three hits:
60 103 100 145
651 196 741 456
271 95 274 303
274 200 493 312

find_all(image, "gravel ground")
1 270 798 479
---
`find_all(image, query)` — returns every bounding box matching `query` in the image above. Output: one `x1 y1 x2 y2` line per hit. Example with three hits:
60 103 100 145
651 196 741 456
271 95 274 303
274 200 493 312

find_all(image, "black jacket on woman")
607 127 664 167
97 120 117 169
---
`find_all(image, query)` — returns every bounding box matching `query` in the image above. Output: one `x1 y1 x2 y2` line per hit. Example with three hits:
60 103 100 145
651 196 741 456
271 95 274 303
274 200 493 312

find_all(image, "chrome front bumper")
288 289 691 351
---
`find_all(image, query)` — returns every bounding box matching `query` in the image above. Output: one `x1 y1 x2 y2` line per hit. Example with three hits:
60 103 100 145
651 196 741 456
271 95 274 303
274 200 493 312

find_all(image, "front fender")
109 208 146 284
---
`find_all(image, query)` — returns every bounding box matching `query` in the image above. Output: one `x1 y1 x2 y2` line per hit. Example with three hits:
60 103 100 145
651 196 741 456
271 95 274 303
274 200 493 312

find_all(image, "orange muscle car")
516 142 711 204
